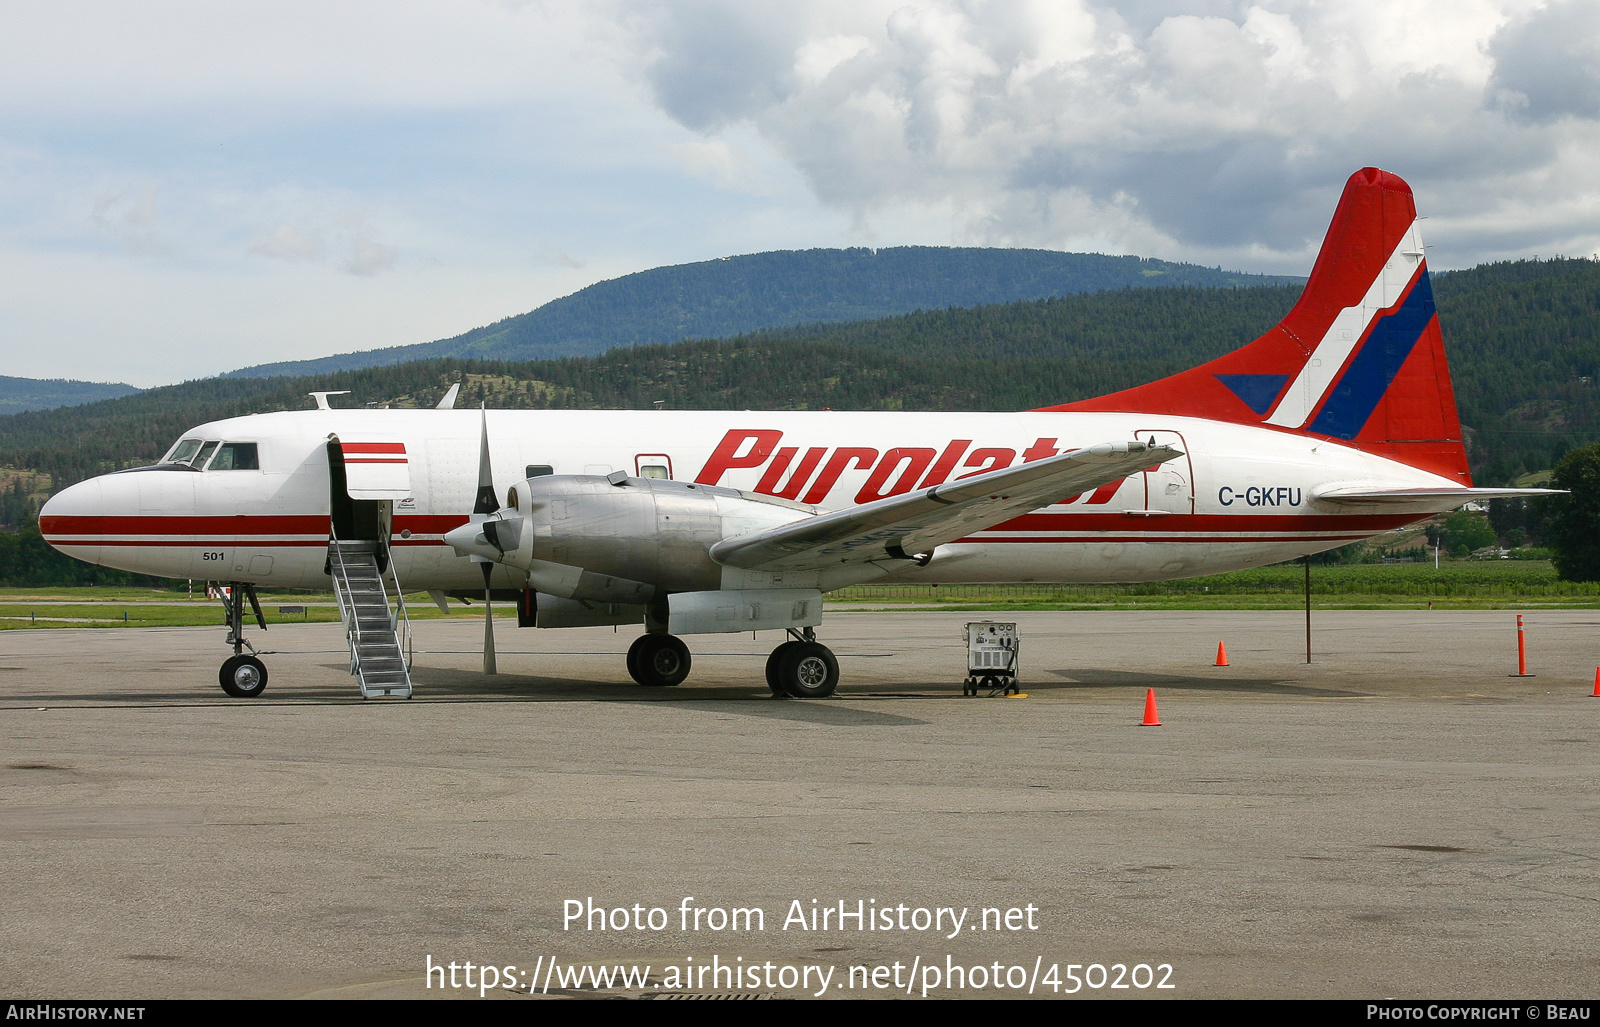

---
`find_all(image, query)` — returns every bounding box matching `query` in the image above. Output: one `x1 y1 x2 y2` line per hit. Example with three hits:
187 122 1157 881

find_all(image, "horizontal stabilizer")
1312 485 1564 505
710 440 1180 572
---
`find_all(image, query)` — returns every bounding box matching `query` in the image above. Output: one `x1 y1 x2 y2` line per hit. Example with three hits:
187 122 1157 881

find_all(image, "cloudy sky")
1 0 1597 387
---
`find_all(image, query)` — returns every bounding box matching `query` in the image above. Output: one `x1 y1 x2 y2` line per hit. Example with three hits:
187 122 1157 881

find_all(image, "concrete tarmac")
1 610 1597 1000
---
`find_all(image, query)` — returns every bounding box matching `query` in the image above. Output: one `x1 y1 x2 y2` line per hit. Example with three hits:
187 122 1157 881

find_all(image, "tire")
764 641 801 694
777 641 839 699
626 636 646 684
630 634 691 687
219 654 268 698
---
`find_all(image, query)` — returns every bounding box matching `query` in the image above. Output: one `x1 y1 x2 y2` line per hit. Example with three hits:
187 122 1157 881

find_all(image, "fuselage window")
208 442 259 470
165 439 203 465
525 464 554 478
640 464 669 479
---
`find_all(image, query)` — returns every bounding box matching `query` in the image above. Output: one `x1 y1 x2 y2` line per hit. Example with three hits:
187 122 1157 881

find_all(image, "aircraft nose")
38 475 109 561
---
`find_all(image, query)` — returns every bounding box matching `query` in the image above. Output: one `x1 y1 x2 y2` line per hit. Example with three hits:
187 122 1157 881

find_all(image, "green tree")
1547 442 1600 580
1442 510 1497 556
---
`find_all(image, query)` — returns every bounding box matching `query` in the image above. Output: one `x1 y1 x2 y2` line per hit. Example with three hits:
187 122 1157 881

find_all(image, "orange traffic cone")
1214 641 1229 667
1140 688 1162 727
1591 668 1599 697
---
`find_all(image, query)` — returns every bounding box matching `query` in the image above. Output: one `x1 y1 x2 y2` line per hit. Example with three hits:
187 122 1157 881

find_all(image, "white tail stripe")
1264 219 1425 429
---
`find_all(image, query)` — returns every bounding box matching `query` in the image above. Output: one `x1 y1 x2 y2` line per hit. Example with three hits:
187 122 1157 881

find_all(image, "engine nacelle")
457 473 818 604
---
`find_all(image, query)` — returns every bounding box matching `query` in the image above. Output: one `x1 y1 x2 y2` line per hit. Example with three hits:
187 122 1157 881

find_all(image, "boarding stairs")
328 537 414 698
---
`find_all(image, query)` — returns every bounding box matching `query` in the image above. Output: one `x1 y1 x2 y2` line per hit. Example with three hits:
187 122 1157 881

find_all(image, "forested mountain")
225 246 1304 378
0 375 138 415
1431 258 1600 478
2 256 1595 531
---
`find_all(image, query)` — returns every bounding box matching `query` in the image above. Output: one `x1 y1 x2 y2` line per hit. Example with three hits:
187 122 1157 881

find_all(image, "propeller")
474 406 500 675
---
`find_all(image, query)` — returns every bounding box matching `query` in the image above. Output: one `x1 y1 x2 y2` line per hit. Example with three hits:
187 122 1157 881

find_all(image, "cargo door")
1134 430 1194 515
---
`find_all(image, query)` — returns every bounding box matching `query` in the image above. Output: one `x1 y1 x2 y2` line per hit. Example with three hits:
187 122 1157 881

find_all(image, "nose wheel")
220 654 268 697
216 580 269 698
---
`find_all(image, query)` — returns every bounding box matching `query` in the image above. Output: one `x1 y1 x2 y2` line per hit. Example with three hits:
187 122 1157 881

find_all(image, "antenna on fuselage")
309 391 351 410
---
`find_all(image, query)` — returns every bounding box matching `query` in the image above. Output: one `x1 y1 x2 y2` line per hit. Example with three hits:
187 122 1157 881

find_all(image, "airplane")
38 167 1557 700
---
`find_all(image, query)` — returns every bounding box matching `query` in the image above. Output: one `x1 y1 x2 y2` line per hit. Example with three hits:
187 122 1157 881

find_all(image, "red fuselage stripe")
40 511 1410 537
39 514 469 535
49 534 1375 549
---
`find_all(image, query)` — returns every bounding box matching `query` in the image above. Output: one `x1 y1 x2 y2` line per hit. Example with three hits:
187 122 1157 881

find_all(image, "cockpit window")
194 441 220 468
165 439 203 465
207 442 259 471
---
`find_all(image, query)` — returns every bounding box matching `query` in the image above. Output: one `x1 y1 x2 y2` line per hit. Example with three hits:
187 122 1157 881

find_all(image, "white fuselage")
40 407 1457 591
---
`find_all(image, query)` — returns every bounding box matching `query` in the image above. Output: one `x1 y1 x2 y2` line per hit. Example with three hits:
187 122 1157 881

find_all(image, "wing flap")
710 440 1179 571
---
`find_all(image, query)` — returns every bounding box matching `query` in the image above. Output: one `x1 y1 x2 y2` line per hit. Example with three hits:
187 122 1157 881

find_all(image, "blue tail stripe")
1308 271 1435 440
1215 374 1290 415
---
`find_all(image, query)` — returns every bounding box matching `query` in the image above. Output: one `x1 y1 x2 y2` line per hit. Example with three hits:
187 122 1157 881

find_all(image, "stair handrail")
377 535 413 673
327 522 363 648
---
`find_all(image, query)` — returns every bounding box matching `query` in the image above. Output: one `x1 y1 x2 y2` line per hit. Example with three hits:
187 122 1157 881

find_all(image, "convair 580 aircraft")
40 168 1552 700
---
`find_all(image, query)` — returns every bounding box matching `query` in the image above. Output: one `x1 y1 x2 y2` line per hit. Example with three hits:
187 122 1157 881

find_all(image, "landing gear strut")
766 627 838 699
217 581 269 698
627 633 691 687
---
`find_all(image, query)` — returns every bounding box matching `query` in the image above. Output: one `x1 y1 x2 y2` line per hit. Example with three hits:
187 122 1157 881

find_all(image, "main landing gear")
765 628 838 699
627 633 692 687
623 627 839 698
217 580 269 698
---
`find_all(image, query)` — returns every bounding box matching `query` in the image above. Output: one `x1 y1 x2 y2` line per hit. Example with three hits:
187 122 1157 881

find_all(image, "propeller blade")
472 405 499 674
475 406 499 516
482 561 497 676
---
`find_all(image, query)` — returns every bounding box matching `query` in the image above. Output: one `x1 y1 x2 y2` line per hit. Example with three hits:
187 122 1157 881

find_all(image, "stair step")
329 541 413 699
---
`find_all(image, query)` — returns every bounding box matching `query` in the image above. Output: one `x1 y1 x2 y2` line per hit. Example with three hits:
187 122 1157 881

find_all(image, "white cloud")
627 0 1600 269
1 1 1598 387
90 183 171 257
343 237 399 277
1488 0 1600 123
248 224 324 262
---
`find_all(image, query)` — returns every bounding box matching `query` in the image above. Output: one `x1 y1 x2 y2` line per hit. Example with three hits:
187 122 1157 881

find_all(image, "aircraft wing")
710 440 1180 571
1312 485 1564 504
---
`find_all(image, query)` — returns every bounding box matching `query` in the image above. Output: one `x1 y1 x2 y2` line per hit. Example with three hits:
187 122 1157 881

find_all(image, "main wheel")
625 636 644 683
627 634 691 687
776 641 839 699
219 654 268 698
764 641 801 695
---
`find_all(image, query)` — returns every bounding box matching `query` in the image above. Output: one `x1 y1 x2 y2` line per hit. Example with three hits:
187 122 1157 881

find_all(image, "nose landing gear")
216 581 269 698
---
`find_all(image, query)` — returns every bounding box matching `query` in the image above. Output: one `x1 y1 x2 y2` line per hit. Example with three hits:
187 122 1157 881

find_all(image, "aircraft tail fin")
1041 167 1470 483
